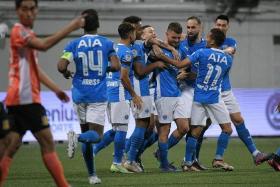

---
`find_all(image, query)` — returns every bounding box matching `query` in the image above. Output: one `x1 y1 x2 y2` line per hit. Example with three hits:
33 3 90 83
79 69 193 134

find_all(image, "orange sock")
42 152 69 187
0 156 13 186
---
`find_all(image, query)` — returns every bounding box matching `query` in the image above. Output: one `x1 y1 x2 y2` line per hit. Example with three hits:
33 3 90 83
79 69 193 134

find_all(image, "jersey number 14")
78 50 103 76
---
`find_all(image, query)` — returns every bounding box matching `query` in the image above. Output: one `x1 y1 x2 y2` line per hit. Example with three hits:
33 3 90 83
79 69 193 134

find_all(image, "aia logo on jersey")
266 92 280 129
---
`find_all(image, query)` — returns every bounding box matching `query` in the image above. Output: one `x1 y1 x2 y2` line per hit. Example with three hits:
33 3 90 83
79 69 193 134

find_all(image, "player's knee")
222 126 233 135
178 125 189 136
190 126 203 138
230 113 244 125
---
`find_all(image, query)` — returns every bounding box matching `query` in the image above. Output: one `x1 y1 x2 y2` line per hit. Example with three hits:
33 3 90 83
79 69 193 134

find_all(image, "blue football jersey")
131 41 150 97
180 38 207 88
107 43 133 102
155 45 187 98
61 34 116 103
220 37 237 92
189 48 233 104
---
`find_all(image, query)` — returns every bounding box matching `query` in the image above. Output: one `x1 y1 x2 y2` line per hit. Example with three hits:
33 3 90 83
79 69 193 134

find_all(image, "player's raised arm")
146 38 180 60
155 48 191 69
28 15 85 51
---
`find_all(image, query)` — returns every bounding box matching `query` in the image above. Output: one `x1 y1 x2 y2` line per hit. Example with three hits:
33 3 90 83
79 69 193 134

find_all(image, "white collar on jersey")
211 48 225 53
82 34 99 37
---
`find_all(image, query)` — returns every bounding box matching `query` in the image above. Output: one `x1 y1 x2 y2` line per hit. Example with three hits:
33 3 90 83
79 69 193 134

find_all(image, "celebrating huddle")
1 1 279 186
58 9 270 185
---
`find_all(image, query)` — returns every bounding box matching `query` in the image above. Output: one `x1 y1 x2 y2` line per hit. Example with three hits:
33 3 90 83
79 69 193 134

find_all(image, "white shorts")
131 96 152 119
179 86 194 118
107 101 130 124
155 97 187 124
191 101 231 126
149 88 158 115
73 102 107 126
222 90 241 114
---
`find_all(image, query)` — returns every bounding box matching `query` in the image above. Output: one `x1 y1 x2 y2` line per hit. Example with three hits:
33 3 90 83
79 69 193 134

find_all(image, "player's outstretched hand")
132 95 143 110
56 90 70 103
69 15 86 31
177 70 188 80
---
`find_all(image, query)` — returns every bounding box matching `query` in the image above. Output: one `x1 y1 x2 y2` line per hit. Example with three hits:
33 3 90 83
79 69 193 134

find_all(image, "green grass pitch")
4 138 280 187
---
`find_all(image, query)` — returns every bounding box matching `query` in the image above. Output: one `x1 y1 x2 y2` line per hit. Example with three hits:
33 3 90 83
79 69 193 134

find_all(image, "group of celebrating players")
0 0 280 187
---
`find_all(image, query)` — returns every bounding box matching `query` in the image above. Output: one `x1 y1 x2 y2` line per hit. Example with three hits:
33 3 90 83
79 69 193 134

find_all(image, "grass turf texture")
4 138 280 187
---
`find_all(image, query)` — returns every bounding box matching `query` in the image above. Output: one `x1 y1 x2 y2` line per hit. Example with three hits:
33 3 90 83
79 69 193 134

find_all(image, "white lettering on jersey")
208 53 227 65
78 39 103 48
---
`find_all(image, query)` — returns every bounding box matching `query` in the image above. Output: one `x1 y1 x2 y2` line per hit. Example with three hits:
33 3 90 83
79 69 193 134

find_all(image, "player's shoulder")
95 35 114 43
11 23 32 37
224 37 236 44
131 41 143 50
117 43 132 54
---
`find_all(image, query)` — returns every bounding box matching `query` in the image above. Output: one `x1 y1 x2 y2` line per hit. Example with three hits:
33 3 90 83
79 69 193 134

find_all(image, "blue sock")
168 134 180 149
185 137 197 164
215 132 230 160
276 147 280 156
113 131 127 164
93 129 115 155
235 123 257 154
125 138 131 154
78 130 100 143
137 132 158 158
82 143 95 176
143 132 158 150
128 127 146 162
158 142 169 168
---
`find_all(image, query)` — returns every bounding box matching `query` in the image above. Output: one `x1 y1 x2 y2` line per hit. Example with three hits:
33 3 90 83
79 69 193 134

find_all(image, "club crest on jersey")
266 92 280 129
131 49 138 58
145 109 149 114
124 115 129 120
125 54 132 62
163 115 167 120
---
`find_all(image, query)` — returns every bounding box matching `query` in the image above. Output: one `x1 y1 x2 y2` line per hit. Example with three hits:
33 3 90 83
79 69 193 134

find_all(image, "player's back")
191 48 233 104
67 34 115 103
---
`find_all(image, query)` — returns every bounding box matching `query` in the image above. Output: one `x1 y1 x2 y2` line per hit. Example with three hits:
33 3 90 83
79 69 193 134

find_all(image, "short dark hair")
209 28 225 47
81 9 99 32
186 16 201 25
141 25 152 31
215 14 229 23
15 0 38 9
118 22 135 39
167 22 182 34
122 16 142 24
